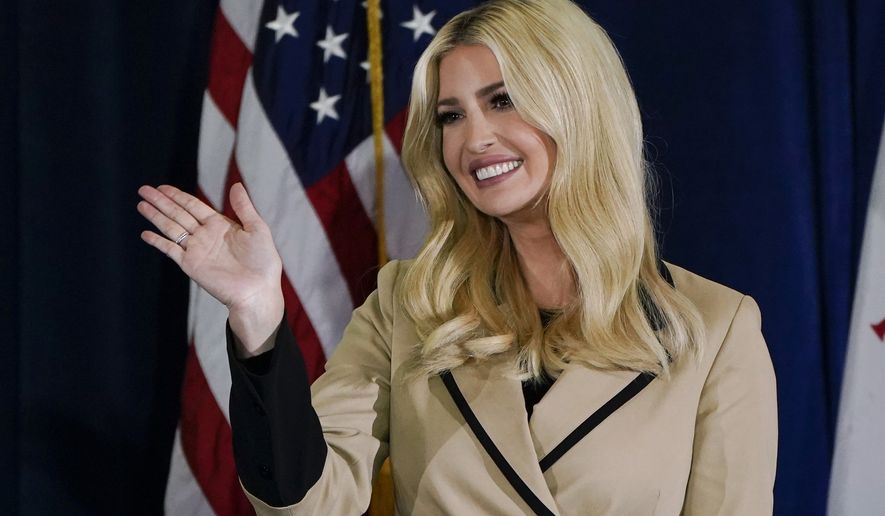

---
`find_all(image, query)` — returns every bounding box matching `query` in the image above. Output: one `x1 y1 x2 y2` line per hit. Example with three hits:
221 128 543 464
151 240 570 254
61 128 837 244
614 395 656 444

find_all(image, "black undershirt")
522 374 553 419
521 309 558 419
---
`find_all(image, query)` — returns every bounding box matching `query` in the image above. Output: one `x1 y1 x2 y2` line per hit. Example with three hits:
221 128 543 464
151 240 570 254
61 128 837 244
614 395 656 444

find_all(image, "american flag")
162 1 476 513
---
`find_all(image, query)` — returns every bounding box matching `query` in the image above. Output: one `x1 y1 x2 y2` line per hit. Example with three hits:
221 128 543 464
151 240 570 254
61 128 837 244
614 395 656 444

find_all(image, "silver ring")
174 231 190 246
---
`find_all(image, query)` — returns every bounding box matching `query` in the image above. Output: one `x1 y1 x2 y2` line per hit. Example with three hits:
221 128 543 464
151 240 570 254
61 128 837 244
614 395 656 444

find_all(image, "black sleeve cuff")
227 317 328 506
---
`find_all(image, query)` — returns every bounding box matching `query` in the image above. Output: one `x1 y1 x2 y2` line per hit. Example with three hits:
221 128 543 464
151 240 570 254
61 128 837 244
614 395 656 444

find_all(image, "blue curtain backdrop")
1 0 883 514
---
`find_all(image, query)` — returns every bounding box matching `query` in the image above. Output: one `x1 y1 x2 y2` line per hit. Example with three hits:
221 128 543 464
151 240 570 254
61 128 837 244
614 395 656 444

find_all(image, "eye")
436 111 462 126
490 91 513 110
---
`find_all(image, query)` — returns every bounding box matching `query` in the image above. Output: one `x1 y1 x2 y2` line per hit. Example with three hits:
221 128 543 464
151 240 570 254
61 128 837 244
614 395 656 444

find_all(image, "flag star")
401 5 436 42
316 26 349 63
265 6 299 42
310 88 341 124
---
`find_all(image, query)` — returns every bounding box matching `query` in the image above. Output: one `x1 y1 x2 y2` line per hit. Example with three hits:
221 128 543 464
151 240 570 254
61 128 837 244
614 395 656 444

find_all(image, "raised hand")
137 183 284 355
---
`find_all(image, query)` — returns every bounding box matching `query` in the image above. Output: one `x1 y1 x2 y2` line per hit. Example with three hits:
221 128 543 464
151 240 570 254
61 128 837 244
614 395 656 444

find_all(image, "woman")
138 0 777 514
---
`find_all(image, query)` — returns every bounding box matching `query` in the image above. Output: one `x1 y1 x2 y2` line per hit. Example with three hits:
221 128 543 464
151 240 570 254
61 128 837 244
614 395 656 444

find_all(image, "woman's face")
436 45 556 224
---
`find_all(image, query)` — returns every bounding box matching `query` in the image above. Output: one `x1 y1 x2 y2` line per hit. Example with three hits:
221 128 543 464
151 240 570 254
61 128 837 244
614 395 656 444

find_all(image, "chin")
477 200 543 223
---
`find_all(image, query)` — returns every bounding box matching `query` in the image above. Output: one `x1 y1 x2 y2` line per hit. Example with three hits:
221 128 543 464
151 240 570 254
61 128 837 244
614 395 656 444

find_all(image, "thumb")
229 182 265 231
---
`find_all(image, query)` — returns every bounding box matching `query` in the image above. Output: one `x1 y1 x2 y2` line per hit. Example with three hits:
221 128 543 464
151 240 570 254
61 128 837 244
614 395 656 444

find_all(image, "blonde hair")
400 0 705 380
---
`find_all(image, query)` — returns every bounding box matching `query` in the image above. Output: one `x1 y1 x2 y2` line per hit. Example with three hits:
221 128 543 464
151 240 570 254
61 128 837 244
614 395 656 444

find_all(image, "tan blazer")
244 260 778 515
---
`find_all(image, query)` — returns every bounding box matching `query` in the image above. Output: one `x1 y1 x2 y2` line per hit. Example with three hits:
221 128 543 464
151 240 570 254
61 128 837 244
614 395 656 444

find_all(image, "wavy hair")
400 0 705 380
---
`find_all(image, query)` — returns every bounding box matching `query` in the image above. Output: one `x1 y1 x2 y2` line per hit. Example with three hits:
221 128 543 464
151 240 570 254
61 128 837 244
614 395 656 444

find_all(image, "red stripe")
306 162 379 306
180 345 256 516
385 108 409 154
207 10 253 127
281 271 328 383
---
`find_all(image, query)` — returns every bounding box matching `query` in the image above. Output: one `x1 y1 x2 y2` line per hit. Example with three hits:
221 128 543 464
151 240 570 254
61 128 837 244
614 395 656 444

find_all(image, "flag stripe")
197 98 236 210
344 135 381 222
385 108 408 154
190 281 234 421
305 161 379 303
207 10 253 127
180 345 256 516
379 131 427 260
281 271 328 383
166 428 216 516
218 0 261 53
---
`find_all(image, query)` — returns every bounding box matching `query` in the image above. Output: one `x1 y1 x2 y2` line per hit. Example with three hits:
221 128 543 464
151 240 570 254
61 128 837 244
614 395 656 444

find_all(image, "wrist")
228 287 285 357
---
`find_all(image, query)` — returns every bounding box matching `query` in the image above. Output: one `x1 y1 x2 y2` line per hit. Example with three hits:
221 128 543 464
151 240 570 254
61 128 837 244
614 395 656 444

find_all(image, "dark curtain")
2 0 883 515
2 0 216 514
588 1 884 513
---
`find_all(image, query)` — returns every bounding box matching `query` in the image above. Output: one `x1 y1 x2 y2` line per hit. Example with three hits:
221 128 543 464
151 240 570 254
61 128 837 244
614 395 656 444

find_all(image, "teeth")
475 160 523 180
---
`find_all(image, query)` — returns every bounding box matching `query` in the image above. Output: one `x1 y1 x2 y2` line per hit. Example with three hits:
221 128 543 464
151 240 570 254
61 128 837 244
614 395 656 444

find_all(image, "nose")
465 112 496 153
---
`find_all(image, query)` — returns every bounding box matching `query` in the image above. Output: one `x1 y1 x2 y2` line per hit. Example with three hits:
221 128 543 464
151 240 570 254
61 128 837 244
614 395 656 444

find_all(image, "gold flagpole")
366 0 387 267
366 1 394 514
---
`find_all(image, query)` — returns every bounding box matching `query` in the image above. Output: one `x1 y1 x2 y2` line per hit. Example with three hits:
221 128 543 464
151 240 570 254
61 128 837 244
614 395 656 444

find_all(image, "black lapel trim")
440 371 556 516
538 372 656 472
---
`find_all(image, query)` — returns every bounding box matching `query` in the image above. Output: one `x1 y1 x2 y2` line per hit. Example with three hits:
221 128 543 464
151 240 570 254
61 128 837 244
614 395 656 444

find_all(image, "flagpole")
367 0 387 267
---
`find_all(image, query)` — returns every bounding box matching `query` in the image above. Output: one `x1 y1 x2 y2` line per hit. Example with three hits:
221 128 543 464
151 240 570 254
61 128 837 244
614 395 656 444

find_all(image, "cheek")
527 130 556 176
440 130 461 175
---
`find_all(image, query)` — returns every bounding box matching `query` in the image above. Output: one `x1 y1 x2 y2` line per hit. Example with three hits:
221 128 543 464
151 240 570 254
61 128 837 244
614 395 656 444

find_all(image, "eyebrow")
437 81 505 107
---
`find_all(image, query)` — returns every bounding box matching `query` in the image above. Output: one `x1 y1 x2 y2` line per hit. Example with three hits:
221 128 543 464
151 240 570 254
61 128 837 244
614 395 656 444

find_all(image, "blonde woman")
137 0 777 514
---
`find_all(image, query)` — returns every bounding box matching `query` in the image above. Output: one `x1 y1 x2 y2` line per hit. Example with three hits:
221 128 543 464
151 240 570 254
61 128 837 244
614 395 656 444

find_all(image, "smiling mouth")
473 160 524 181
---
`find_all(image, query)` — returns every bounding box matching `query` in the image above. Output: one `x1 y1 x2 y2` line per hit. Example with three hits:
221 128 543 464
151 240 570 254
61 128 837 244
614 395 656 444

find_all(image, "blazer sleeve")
682 295 778 516
227 318 327 507
234 260 400 515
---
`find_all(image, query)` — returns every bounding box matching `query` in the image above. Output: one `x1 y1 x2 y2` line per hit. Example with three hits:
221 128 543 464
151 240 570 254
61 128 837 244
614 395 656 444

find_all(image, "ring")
174 231 191 246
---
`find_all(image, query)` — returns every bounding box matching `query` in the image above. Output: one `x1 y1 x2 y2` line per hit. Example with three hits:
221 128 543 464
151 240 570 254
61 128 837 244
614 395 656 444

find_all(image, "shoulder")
664 262 746 318
376 259 412 303
373 259 416 321
376 259 413 288
663 262 765 366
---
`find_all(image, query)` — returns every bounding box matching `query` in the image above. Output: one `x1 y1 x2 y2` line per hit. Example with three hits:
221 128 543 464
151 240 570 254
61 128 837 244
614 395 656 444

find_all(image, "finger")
229 182 266 232
138 185 201 233
137 199 191 245
155 184 218 224
141 230 185 265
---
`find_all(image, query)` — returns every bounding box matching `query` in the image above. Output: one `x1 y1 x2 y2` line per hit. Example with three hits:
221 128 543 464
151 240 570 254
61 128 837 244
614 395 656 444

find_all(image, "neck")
504 217 575 310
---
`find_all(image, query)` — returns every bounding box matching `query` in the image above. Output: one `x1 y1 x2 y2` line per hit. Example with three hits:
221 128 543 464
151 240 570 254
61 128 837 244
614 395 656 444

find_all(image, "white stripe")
197 93 235 211
191 280 234 422
828 120 885 515
344 133 427 260
236 71 352 357
343 135 378 222
219 0 262 52
381 134 427 260
164 426 217 516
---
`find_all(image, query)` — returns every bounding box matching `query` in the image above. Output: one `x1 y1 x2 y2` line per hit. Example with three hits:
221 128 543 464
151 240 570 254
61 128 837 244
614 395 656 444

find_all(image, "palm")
137 183 282 320
177 213 278 307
